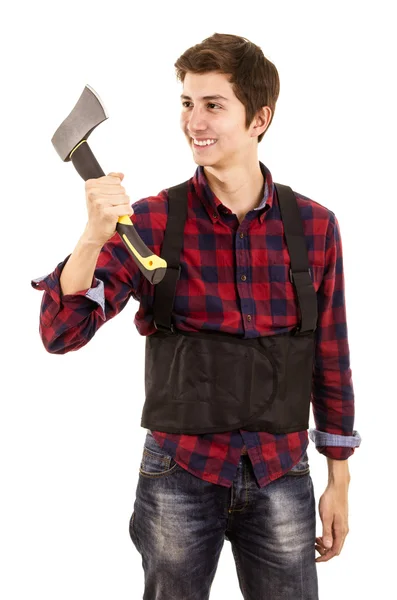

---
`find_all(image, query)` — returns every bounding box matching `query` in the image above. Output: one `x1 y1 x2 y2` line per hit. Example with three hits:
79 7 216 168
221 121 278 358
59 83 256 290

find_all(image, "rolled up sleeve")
31 225 142 354
310 212 361 460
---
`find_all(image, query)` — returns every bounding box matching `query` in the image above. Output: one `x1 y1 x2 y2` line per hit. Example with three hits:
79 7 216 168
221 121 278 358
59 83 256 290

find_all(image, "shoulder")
291 189 337 238
131 188 169 220
131 178 191 228
291 189 335 219
128 188 171 249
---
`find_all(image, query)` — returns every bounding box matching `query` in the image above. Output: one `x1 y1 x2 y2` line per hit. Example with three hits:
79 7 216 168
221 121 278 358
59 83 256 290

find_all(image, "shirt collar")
191 160 274 224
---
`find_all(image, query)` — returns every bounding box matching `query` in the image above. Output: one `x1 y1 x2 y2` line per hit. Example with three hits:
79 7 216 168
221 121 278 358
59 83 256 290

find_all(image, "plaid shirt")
31 161 361 488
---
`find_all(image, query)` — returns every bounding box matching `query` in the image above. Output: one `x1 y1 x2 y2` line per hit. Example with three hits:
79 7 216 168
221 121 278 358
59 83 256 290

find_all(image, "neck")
203 160 264 214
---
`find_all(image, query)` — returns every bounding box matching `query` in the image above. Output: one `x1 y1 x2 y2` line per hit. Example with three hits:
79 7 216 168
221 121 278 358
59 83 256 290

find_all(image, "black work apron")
140 181 318 435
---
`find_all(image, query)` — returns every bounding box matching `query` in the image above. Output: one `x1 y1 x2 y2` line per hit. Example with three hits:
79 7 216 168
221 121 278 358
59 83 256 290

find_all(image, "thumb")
322 526 333 549
108 171 124 180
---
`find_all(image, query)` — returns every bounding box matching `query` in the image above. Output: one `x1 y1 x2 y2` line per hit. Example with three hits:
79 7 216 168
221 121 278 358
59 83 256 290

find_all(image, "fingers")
315 532 347 563
88 192 129 205
108 171 124 180
82 172 131 246
85 173 124 189
105 204 134 217
321 522 333 551
316 542 340 563
315 536 329 557
85 173 129 211
87 185 126 195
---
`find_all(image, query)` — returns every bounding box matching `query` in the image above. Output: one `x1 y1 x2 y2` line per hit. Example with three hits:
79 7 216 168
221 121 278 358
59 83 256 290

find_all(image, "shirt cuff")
308 428 362 448
84 279 105 314
317 446 356 460
31 255 106 323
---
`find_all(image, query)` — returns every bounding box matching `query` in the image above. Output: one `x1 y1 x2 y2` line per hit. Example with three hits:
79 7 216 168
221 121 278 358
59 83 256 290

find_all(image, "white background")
1 0 396 598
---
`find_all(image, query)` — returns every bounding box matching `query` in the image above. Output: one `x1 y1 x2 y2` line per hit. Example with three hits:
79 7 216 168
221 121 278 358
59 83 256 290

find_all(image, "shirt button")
241 275 247 281
247 315 252 321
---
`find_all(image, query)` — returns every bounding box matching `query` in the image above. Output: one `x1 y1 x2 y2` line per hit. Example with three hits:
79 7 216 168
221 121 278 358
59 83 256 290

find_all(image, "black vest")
140 181 318 435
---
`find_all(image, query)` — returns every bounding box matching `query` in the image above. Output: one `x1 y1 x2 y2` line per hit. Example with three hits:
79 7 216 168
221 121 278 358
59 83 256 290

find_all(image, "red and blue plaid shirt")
31 161 361 488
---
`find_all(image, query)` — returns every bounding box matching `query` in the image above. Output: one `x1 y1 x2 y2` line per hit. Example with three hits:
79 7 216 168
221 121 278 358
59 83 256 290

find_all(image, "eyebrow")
180 94 229 102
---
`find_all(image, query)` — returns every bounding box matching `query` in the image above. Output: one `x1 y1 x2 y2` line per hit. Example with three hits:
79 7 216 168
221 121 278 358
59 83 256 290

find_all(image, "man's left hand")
315 482 349 562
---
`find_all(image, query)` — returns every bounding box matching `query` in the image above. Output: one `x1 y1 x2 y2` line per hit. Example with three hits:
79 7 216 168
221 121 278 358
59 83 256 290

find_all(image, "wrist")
327 457 351 486
80 226 105 250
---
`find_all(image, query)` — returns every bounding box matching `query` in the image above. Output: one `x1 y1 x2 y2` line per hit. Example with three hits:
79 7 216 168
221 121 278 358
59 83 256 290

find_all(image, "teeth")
193 138 217 146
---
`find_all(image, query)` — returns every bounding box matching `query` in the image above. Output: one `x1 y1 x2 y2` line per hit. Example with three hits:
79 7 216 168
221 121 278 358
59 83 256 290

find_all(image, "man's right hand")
83 172 134 247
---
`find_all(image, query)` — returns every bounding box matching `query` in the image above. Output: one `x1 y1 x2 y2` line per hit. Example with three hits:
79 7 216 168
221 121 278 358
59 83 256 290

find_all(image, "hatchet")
51 84 167 285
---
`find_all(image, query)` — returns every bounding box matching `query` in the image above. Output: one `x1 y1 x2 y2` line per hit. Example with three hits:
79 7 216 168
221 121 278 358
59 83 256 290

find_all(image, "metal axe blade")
51 85 109 162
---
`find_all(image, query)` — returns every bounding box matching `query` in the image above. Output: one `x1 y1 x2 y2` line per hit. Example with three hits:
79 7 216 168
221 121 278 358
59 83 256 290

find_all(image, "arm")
326 456 351 483
309 211 361 463
59 225 104 296
31 211 143 354
308 212 361 562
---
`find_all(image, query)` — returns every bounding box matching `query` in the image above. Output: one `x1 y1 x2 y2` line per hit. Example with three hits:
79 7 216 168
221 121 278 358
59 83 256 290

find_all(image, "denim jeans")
129 431 318 599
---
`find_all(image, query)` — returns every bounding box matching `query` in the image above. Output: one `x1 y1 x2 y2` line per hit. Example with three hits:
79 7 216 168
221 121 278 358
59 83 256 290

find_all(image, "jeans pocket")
285 450 310 476
139 433 180 478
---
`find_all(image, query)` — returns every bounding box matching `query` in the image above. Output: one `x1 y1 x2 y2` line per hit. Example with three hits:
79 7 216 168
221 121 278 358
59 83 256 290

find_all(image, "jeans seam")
143 448 170 463
139 446 181 478
231 543 249 598
228 459 250 513
129 512 142 552
139 461 180 478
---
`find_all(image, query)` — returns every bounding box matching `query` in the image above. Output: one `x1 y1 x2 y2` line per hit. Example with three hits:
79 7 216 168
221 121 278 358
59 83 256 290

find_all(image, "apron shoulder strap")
153 180 318 334
274 183 318 333
153 180 189 333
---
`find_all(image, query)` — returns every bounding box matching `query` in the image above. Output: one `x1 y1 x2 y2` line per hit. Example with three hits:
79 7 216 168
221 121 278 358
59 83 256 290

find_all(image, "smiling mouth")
192 139 218 149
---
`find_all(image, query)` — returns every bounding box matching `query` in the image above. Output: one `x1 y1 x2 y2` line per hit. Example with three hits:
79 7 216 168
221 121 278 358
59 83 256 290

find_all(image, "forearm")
60 228 103 296
327 456 351 486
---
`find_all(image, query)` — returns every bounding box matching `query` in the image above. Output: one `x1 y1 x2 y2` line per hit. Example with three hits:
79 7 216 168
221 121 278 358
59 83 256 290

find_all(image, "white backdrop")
1 0 396 598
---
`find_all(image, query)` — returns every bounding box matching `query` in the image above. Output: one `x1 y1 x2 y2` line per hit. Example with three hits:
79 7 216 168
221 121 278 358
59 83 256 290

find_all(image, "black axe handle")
70 140 167 285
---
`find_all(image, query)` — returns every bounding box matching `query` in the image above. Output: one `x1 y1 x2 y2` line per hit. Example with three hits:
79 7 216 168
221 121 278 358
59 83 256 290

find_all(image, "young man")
32 33 361 599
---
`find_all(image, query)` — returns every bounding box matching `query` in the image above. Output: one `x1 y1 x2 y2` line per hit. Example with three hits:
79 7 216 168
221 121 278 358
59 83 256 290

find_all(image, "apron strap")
153 180 317 335
274 183 318 334
153 181 189 333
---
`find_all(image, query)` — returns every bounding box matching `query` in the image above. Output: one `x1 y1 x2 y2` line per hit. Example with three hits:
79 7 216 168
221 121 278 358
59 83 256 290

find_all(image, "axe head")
51 84 109 162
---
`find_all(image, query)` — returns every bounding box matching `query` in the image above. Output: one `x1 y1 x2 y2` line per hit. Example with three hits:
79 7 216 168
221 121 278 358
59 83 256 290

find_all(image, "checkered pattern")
31 161 361 488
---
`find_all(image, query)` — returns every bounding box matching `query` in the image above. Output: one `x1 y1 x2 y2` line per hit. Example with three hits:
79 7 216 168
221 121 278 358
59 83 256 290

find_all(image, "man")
32 33 361 599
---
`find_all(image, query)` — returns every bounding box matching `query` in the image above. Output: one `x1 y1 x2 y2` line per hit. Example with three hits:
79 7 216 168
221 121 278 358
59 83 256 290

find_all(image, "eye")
182 102 221 110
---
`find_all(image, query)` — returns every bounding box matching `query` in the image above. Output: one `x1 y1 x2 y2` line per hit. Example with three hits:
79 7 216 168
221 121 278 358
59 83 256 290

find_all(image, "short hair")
174 33 280 143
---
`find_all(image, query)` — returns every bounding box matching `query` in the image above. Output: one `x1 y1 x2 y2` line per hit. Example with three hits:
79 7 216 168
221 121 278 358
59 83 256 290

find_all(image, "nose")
184 105 208 135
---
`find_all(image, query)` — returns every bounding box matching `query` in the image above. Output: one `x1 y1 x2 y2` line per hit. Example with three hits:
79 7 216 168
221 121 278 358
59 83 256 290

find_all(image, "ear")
250 106 272 138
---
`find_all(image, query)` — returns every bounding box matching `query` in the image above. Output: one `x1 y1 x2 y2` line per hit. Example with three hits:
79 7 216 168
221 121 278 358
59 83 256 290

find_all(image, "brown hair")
174 33 280 143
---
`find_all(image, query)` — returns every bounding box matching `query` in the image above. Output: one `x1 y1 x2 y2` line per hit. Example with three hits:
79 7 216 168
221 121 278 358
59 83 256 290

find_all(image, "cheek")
180 114 187 130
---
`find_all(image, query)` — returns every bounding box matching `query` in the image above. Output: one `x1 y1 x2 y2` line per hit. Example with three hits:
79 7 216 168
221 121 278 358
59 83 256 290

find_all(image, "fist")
84 171 134 247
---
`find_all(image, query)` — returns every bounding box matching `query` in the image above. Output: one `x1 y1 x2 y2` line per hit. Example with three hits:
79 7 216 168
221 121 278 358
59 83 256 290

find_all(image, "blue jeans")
129 431 319 599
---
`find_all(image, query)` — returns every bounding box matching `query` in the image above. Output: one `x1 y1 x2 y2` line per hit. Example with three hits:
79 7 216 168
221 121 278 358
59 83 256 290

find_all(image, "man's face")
180 71 257 169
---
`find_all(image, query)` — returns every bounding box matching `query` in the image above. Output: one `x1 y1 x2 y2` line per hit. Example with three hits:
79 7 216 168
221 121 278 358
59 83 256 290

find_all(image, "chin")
193 157 220 169
192 148 220 165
